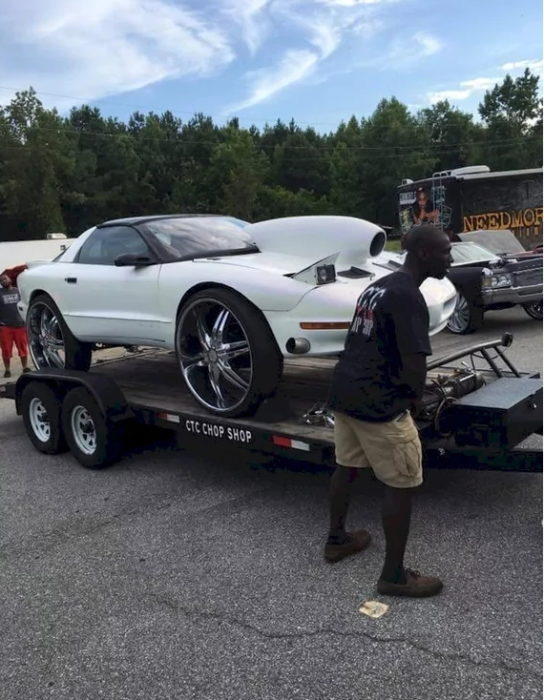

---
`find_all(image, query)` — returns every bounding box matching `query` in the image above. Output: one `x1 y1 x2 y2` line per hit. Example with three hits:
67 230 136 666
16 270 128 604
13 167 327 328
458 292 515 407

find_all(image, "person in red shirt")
0 273 31 378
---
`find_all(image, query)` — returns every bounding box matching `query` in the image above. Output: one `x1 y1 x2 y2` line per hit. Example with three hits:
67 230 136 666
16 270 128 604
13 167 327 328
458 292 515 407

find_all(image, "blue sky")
1 0 542 130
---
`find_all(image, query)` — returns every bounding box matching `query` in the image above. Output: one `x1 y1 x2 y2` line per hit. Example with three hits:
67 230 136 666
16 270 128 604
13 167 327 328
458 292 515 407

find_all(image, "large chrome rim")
177 299 252 412
28 301 66 368
29 397 51 442
71 406 97 455
524 301 543 320
447 294 470 333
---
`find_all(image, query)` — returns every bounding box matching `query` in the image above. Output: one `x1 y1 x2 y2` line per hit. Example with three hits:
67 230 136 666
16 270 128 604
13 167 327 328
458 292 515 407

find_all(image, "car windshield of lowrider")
451 242 496 264
144 217 256 259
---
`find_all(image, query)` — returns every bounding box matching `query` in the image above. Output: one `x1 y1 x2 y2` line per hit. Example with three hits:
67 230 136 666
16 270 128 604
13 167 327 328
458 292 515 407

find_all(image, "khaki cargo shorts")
334 410 423 488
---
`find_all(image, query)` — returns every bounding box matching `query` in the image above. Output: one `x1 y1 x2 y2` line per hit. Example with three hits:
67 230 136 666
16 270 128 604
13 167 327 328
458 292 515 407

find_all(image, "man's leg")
14 328 29 371
0 328 12 376
380 485 414 583
324 465 371 563
328 465 359 543
377 483 443 596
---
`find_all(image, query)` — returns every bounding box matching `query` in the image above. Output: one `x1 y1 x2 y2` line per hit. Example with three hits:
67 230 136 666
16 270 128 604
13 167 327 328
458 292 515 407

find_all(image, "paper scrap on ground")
358 601 390 618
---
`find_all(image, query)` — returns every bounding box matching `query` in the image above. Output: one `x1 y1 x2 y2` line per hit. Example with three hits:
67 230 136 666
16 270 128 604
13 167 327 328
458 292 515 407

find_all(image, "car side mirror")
114 253 154 267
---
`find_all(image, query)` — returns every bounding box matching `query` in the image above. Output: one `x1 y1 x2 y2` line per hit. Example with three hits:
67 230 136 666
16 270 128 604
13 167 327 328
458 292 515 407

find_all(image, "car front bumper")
481 283 542 306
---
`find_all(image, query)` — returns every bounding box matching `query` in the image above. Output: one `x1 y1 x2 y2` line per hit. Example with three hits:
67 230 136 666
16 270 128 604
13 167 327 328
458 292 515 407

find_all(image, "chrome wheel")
177 298 252 413
28 397 51 443
523 301 543 320
28 301 66 368
70 405 97 455
447 294 471 334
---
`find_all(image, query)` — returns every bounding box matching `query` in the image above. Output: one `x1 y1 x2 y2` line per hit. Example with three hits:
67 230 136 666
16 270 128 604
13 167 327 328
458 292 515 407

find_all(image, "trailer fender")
14 369 132 423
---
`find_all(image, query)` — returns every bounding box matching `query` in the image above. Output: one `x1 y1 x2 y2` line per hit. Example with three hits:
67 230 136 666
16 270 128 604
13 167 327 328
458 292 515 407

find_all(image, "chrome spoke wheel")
523 301 543 320
177 298 253 413
70 405 97 455
28 301 66 368
447 294 470 334
28 397 51 443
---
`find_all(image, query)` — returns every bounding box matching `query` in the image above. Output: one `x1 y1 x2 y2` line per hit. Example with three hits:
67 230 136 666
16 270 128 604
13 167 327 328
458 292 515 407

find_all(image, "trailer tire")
21 381 67 455
61 387 122 469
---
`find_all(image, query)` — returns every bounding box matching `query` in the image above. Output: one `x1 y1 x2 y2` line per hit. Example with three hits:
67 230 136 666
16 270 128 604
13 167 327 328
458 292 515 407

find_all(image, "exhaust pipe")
286 337 311 354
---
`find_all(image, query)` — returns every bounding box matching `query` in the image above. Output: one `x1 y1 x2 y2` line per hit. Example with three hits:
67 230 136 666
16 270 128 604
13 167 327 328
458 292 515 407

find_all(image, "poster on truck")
398 168 543 249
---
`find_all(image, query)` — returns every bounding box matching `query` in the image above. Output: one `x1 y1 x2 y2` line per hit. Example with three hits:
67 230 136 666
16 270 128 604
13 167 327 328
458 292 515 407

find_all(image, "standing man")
325 225 452 598
0 273 31 378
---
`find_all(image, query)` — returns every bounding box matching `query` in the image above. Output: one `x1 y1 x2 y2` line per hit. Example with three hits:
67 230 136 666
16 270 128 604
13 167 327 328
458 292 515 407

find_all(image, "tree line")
0 69 541 240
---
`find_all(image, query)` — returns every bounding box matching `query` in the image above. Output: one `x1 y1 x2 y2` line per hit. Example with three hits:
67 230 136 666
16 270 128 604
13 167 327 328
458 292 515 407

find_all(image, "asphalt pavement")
0 306 542 700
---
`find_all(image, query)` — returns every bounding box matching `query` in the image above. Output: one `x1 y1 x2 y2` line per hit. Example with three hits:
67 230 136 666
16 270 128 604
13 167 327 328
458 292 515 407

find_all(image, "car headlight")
482 271 513 289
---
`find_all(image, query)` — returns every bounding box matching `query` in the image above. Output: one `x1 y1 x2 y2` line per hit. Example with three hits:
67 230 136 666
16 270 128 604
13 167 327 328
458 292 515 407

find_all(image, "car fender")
160 259 313 314
157 260 315 348
447 267 483 305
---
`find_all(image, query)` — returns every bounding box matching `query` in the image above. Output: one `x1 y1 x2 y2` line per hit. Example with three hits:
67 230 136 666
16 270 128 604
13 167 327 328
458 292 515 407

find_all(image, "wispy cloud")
387 31 442 66
228 50 320 112
225 0 409 113
501 58 543 71
223 0 272 54
427 57 543 105
428 77 501 104
0 0 234 108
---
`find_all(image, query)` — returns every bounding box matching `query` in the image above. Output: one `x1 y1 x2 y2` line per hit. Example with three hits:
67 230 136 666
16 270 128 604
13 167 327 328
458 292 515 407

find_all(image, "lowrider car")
446 229 543 334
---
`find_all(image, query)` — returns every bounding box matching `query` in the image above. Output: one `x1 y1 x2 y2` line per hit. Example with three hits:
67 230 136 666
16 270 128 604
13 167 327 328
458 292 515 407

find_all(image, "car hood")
243 216 386 270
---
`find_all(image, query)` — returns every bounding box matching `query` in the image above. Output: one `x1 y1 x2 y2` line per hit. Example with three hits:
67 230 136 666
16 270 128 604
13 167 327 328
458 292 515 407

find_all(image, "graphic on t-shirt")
350 286 386 337
1 293 18 305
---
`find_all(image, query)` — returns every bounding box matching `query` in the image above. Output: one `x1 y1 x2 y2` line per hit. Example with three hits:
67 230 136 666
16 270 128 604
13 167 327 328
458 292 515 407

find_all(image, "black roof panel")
98 214 223 227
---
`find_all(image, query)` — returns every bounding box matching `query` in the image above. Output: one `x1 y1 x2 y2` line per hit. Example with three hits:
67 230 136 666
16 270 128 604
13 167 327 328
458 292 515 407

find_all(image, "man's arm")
399 352 427 401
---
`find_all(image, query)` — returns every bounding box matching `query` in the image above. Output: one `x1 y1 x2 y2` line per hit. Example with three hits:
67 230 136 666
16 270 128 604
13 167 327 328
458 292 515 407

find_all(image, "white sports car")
17 215 457 416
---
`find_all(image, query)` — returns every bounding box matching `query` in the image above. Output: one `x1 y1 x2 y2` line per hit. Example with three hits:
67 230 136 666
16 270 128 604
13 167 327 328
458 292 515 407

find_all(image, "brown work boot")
377 568 443 597
324 530 371 563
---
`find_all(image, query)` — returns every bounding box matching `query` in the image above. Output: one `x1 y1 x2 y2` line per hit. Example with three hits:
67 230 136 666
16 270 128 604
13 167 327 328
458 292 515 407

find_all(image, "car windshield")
451 242 495 263
143 217 255 259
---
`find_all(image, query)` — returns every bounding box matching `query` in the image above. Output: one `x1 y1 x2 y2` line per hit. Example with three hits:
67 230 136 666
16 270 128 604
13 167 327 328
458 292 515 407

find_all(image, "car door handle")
65 277 77 284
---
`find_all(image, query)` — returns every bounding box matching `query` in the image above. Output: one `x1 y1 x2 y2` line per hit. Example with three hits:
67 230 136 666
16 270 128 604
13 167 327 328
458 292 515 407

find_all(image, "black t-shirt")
0 287 24 328
328 271 432 422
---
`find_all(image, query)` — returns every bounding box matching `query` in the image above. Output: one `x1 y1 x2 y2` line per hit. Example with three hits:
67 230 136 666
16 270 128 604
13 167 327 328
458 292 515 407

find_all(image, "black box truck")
398 166 543 249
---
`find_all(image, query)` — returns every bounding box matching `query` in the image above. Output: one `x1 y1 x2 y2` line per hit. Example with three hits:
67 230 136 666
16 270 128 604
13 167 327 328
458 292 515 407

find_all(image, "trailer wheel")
61 387 122 469
21 381 67 455
522 301 542 321
447 293 484 334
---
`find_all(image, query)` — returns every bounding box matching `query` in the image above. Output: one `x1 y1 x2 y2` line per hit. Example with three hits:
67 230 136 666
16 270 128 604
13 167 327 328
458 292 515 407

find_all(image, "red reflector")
272 435 292 448
299 322 351 330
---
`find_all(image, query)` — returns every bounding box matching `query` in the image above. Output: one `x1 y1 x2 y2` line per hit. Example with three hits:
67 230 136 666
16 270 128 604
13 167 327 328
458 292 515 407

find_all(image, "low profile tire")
176 288 283 417
522 301 543 320
447 293 484 334
21 381 67 455
27 294 92 371
61 387 122 469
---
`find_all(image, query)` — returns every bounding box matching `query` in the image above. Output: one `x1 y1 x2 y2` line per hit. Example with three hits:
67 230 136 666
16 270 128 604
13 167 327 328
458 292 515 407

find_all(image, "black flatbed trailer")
0 337 542 472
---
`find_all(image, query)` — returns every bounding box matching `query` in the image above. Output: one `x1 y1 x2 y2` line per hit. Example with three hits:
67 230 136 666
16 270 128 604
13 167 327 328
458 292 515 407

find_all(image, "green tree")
478 69 543 170
417 100 483 172
359 98 435 226
209 127 268 220
1 89 70 239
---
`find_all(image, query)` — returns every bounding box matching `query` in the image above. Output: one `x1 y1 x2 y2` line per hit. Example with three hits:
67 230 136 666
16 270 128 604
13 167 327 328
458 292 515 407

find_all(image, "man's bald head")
402 224 452 280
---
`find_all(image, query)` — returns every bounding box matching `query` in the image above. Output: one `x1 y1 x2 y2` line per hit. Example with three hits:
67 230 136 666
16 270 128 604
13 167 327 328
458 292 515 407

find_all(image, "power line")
0 84 369 129
0 138 539 161
0 122 539 153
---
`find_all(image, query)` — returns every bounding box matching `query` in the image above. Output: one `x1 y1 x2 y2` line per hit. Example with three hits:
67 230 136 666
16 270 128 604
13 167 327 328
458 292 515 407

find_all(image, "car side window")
77 226 151 265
